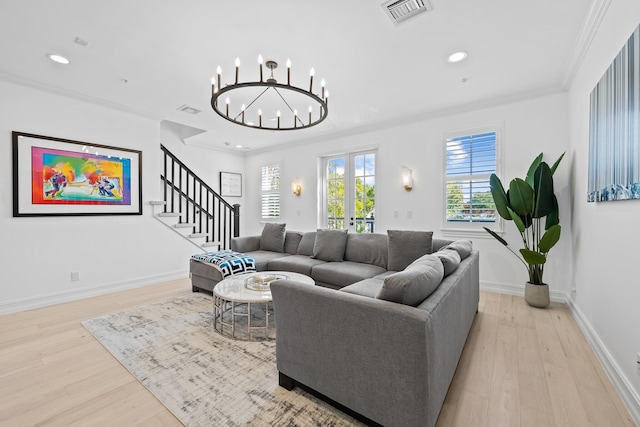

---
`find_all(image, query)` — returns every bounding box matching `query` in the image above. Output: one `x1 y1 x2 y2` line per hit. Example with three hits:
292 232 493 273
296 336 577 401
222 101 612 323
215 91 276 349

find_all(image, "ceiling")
0 0 593 152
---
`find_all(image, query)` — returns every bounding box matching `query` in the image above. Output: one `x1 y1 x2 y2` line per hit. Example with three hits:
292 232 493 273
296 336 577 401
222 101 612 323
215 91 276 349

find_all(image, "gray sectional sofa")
189 224 479 427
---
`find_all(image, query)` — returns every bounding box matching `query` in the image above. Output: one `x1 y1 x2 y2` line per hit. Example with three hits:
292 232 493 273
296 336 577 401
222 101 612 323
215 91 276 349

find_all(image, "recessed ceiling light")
47 53 70 64
236 145 243 148
447 51 468 63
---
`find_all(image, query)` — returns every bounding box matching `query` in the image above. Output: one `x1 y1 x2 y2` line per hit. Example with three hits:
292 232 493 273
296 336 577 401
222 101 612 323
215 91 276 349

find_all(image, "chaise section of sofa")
271 247 480 427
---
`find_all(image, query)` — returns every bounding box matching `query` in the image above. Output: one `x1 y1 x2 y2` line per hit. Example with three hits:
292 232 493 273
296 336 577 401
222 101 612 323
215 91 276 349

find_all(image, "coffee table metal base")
213 295 274 341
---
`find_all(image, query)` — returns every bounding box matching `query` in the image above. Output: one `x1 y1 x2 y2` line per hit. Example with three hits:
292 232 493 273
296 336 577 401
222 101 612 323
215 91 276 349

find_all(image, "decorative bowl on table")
245 273 288 291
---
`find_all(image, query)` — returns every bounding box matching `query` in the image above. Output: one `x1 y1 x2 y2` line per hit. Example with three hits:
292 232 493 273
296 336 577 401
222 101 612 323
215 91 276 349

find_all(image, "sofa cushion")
344 233 388 269
284 231 303 255
311 261 387 288
260 223 286 253
387 230 433 271
268 255 326 276
297 232 317 256
376 254 444 306
433 248 461 276
441 240 473 260
312 229 348 262
340 278 384 299
243 250 290 271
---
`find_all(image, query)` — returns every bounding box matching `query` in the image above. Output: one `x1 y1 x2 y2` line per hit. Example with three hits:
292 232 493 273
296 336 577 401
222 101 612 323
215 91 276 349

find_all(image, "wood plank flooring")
0 280 635 426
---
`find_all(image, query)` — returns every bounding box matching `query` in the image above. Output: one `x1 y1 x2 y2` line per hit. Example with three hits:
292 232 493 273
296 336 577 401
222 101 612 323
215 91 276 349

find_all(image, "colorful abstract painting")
13 132 142 216
31 147 131 205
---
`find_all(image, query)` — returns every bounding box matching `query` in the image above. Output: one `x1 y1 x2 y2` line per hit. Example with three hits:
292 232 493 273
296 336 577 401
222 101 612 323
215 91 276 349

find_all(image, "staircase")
151 144 240 252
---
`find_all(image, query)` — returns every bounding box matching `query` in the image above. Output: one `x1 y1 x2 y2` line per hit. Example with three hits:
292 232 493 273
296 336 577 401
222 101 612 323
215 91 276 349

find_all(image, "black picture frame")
12 131 143 217
220 171 242 197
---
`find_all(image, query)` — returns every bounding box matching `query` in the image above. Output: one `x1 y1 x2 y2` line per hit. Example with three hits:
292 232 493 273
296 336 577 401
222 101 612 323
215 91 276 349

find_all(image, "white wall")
568 0 640 418
243 92 571 295
0 80 244 313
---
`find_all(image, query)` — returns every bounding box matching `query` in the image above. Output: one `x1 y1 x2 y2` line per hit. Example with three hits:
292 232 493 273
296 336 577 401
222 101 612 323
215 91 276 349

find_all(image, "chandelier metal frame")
210 59 328 131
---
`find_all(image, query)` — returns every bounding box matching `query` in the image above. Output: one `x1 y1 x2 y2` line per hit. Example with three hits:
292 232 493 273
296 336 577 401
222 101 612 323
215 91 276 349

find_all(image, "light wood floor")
0 280 635 427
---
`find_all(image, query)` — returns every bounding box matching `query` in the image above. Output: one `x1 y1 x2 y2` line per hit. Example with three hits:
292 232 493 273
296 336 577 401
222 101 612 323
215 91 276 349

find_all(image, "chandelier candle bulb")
308 106 312 125
225 97 230 116
321 79 326 98
235 57 240 84
277 110 281 128
286 59 291 85
258 109 262 127
309 67 315 92
210 76 216 97
258 55 263 81
241 104 246 124
216 66 221 90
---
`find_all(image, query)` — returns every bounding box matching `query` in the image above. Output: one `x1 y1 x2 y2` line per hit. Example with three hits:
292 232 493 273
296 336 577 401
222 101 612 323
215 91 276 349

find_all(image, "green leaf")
507 206 526 232
484 227 508 246
489 174 511 220
539 224 561 253
532 162 555 218
525 153 543 187
545 195 559 229
520 249 547 265
550 152 565 175
508 178 534 216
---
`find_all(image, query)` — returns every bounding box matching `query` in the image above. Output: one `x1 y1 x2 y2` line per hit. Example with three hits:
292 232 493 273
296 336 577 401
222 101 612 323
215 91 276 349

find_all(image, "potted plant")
484 152 564 308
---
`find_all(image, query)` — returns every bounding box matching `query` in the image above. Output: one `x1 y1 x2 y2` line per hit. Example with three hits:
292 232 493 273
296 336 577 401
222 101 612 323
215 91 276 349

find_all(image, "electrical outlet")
71 272 80 282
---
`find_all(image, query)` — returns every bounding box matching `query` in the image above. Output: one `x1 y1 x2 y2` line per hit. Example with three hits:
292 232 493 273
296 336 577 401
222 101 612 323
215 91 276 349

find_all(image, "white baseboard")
0 270 189 315
480 280 568 303
567 299 640 426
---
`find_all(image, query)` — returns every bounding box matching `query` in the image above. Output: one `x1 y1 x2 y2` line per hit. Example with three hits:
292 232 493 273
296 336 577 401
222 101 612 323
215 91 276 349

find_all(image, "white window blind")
445 131 497 223
261 164 280 219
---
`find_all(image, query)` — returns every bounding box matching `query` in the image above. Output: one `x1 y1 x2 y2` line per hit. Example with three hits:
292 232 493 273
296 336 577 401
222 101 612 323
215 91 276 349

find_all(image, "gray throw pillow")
312 229 348 262
376 255 444 306
259 223 286 253
433 248 461 276
297 232 317 256
387 230 433 271
442 240 473 260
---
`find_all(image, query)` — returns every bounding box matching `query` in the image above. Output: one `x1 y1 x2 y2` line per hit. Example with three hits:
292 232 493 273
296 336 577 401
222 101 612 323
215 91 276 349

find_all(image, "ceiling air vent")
177 104 201 115
382 0 432 25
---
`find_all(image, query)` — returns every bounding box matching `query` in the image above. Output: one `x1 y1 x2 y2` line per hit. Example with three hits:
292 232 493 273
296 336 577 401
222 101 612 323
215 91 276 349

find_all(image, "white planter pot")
524 282 550 308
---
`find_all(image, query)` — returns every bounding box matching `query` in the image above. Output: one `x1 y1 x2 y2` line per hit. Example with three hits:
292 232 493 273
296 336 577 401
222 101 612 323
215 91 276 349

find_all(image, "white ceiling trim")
561 0 613 89
247 85 565 156
0 70 164 121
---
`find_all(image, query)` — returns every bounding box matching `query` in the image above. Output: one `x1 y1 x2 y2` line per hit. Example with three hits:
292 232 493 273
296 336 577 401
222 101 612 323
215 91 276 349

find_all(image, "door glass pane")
353 153 375 233
327 157 345 229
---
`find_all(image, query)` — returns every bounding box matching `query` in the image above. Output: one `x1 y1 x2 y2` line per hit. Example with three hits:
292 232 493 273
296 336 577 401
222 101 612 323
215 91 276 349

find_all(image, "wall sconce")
401 165 413 192
292 180 302 196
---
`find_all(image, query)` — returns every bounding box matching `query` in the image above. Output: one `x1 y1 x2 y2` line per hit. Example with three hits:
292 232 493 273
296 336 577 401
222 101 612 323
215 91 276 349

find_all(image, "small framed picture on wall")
220 171 242 197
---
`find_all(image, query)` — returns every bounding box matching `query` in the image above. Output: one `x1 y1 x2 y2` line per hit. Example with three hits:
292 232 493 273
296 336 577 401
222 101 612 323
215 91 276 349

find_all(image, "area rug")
82 291 361 426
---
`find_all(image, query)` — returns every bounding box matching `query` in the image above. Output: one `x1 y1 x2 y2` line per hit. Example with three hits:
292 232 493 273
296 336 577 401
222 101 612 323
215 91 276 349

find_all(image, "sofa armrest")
230 235 260 253
271 280 431 426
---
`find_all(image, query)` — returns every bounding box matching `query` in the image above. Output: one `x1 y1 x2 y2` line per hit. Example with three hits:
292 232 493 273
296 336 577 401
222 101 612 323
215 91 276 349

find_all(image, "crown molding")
0 70 164 121
561 0 613 89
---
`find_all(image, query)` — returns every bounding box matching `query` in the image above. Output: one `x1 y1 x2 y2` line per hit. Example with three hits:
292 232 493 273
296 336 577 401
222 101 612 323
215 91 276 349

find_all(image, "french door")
322 150 376 233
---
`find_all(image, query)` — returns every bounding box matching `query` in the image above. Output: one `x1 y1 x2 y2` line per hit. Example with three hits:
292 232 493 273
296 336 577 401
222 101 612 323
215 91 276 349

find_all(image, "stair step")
174 223 196 229
188 233 208 238
149 201 166 206
202 241 221 248
157 212 180 217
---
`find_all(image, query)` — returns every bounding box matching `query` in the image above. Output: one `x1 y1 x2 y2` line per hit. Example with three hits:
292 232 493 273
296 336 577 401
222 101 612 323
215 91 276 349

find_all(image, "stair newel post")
233 204 241 238
192 172 196 233
206 190 210 243
163 150 167 213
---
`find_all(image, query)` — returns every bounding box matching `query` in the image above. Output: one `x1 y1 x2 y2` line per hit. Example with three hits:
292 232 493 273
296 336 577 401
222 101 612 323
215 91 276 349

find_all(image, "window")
261 164 280 219
321 150 376 233
444 129 497 228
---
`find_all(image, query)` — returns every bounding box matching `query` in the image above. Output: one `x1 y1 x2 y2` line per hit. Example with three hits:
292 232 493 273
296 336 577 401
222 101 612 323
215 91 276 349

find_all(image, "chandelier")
210 56 329 131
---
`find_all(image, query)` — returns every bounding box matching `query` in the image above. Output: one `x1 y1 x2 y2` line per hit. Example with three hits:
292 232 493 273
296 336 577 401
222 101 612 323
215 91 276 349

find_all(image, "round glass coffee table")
212 271 314 341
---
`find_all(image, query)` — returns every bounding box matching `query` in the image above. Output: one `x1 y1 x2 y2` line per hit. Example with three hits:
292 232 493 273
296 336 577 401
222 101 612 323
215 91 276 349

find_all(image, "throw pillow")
442 240 473 260
433 248 461 276
297 232 317 256
259 223 286 253
312 229 348 262
376 255 444 306
387 230 433 271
